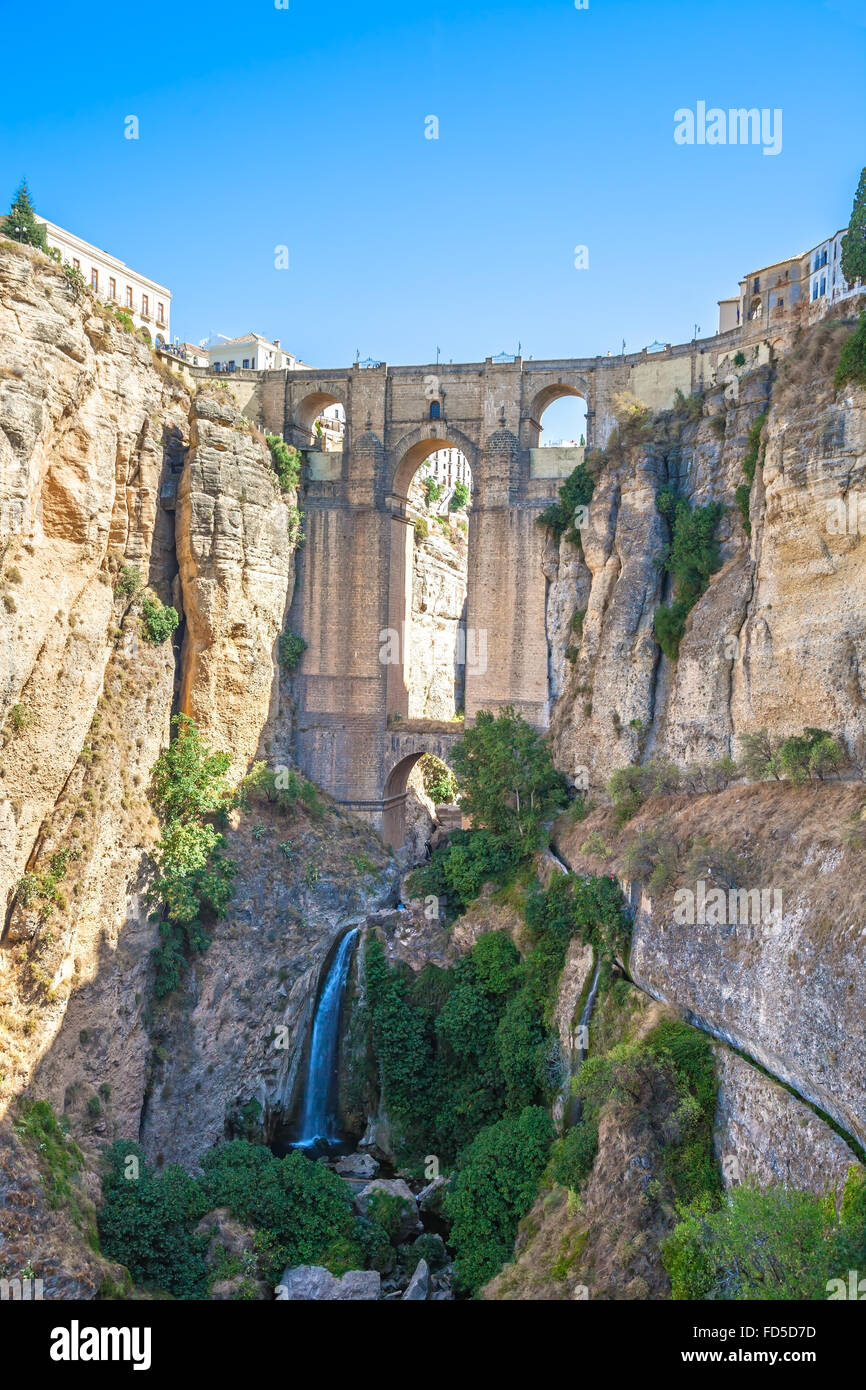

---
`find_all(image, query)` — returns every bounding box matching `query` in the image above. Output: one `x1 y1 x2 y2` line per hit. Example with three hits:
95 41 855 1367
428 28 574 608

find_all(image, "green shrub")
114 564 142 599
732 350 746 367
408 828 520 917
742 412 767 486
653 488 723 659
7 702 31 733
663 1170 866 1301
265 434 302 491
413 516 429 541
13 1099 83 1209
141 594 179 645
550 1120 599 1191
278 630 307 672
537 462 595 542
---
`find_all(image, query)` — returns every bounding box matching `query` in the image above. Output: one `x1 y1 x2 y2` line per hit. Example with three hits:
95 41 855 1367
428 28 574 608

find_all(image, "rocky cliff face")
548 323 866 785
177 390 296 779
407 513 468 721
546 313 866 1155
0 242 400 1208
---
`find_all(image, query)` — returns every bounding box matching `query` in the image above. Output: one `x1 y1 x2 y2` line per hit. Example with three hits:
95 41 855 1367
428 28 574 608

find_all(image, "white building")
314 403 345 450
205 333 304 373
38 219 171 342
805 229 861 307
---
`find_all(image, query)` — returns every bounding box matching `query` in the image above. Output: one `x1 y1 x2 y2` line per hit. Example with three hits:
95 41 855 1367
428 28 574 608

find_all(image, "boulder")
402 1259 429 1301
355 1178 423 1242
277 1265 381 1301
334 1151 380 1180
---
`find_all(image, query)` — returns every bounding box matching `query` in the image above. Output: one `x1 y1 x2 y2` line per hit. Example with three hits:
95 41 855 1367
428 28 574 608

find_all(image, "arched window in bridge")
429 400 441 420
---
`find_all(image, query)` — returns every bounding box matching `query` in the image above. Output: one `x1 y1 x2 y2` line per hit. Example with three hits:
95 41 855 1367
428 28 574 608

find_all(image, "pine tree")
2 180 48 251
841 167 866 287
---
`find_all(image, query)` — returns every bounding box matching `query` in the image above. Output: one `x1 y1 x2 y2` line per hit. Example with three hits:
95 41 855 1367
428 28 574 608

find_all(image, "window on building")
250 358 256 369
813 282 819 301
142 294 149 316
126 286 133 307
73 258 80 271
91 268 99 291
228 360 235 371
109 277 116 300
430 400 441 420
157 302 165 323
753 277 760 292
820 276 826 295
776 297 784 307
242 359 249 369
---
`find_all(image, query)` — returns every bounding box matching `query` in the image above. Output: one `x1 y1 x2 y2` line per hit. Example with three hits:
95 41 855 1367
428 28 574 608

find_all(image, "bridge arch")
390 423 480 502
292 389 347 445
382 730 461 847
524 381 590 449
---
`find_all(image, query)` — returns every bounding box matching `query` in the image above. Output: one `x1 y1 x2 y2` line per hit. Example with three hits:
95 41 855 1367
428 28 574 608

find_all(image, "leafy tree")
365 935 435 1130
98 1139 359 1296
151 715 232 821
445 1106 554 1293
421 475 443 507
841 167 866 286
98 1143 209 1298
2 180 48 251
450 707 568 850
450 479 470 511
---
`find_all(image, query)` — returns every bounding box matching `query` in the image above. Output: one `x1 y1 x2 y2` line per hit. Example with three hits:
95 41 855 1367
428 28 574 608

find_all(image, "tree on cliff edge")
841 167 866 286
2 180 48 251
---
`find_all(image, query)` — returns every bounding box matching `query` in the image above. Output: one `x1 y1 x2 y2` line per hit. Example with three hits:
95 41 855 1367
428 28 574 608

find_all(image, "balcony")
140 306 153 322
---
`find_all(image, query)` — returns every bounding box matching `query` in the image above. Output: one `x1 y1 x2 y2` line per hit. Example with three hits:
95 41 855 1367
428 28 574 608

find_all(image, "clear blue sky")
2 0 864 378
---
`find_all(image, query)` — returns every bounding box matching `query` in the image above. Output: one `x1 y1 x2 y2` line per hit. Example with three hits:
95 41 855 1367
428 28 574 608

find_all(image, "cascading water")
577 959 602 1065
294 927 360 1148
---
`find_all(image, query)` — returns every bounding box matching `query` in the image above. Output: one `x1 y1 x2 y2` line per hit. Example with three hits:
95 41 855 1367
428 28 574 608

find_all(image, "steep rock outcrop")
176 392 296 778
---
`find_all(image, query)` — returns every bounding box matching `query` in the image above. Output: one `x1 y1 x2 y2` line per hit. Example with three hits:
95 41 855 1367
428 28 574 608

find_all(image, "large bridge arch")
389 423 480 503
521 377 593 450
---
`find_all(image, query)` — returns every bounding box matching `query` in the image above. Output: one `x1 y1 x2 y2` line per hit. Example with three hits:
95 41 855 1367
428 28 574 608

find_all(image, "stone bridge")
247 338 743 845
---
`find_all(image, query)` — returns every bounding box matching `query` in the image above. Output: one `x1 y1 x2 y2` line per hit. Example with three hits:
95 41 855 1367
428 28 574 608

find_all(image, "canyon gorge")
1 237 865 1302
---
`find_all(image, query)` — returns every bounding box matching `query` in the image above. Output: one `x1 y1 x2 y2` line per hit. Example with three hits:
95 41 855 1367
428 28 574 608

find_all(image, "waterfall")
294 928 360 1148
577 959 602 1065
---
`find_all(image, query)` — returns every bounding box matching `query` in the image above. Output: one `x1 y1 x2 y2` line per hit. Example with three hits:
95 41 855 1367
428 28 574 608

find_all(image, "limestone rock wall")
0 244 399 1185
548 327 866 785
714 1046 861 1205
176 391 296 779
407 490 468 721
